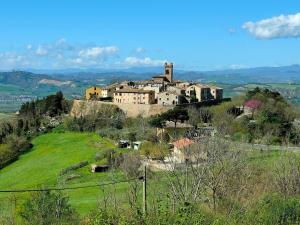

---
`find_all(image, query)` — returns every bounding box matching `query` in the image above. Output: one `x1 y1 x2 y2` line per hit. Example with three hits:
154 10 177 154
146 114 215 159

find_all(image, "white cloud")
228 28 236 34
26 44 32 50
135 47 146 53
78 46 119 58
243 12 300 39
229 64 247 70
36 45 48 56
0 39 166 69
124 57 166 66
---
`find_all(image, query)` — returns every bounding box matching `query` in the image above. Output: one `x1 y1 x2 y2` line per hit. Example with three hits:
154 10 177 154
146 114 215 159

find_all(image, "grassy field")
0 130 297 217
0 132 133 215
0 112 15 120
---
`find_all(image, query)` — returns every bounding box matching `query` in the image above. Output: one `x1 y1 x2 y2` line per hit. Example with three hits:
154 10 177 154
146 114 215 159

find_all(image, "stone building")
210 86 223 100
152 62 173 83
166 85 185 95
157 91 180 106
85 86 102 100
102 82 127 98
113 88 155 104
186 84 212 102
143 85 162 99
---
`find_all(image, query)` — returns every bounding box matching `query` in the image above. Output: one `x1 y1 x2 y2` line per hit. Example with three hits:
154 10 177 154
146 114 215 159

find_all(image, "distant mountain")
2 64 300 87
0 71 51 88
199 64 300 84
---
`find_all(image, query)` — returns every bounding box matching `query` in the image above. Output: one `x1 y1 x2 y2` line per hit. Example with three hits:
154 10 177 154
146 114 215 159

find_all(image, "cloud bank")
0 39 166 70
243 12 300 39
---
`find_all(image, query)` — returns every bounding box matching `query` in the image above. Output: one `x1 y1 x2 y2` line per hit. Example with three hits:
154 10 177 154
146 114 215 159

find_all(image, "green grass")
0 132 131 215
0 84 22 94
0 130 297 217
0 112 15 120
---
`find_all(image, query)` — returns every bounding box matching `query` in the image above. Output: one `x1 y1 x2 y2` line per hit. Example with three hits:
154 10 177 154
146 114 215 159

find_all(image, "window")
94 87 96 91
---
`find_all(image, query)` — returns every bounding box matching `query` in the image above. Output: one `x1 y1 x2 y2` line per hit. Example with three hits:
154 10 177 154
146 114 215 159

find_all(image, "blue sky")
0 0 300 70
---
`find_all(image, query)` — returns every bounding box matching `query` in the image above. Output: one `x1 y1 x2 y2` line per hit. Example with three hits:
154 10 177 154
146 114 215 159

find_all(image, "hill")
0 132 129 215
2 65 300 113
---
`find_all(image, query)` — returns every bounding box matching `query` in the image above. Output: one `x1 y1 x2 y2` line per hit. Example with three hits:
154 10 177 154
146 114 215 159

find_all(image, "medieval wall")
70 100 174 118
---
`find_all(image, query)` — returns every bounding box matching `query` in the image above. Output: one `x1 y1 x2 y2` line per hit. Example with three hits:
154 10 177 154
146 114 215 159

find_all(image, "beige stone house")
143 85 162 99
210 86 223 100
102 83 127 98
166 85 185 95
172 138 194 163
186 84 212 102
157 91 180 106
113 89 155 104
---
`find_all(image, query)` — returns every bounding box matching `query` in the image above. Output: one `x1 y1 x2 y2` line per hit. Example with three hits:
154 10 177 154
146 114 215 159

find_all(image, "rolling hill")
0 132 130 215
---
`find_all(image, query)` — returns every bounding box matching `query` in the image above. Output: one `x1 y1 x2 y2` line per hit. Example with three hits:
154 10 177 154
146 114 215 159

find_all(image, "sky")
0 0 300 71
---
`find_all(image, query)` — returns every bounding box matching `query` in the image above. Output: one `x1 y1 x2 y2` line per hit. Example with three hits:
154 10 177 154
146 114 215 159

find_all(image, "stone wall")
70 100 174 118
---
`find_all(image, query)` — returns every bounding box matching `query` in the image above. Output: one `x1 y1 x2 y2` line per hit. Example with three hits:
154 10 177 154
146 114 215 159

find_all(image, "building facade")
210 87 223 100
113 89 155 104
157 91 179 106
85 86 102 100
152 62 173 83
186 84 212 102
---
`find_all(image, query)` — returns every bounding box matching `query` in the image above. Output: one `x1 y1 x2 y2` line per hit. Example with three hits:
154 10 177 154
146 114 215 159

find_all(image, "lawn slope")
0 132 129 215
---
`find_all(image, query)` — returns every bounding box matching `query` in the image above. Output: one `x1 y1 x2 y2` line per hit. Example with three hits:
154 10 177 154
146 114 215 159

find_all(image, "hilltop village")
84 63 223 108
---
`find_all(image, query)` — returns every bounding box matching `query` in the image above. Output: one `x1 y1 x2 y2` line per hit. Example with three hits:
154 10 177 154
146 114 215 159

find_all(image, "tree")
201 139 247 211
163 138 249 212
19 190 78 225
162 107 189 128
273 153 300 197
188 107 212 128
149 116 165 128
120 153 142 210
140 141 169 160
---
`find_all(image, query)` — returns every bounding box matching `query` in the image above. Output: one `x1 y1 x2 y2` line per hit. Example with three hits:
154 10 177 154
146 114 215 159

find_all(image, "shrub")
245 194 300 225
19 190 79 225
60 161 89 176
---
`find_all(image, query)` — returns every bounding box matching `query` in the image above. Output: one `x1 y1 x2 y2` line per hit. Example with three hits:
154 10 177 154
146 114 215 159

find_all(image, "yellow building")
113 88 155 104
85 86 102 100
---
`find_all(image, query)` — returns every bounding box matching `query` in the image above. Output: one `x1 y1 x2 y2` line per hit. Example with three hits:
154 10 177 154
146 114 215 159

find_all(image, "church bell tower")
164 62 173 83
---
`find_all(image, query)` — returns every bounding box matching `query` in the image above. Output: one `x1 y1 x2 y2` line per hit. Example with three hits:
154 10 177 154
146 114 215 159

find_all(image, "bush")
0 135 33 169
5 134 32 153
245 194 300 225
60 161 89 176
19 190 79 225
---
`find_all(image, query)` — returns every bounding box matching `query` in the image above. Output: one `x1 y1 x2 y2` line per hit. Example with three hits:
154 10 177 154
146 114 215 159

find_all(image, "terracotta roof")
173 138 194 149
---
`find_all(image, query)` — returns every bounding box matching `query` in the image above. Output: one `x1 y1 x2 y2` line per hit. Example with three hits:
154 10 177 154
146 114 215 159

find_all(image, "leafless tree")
120 153 142 210
273 153 300 197
163 137 250 212
202 139 250 211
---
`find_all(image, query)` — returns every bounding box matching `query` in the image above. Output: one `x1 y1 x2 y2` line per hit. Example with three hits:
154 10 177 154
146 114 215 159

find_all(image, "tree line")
0 91 71 169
